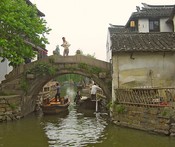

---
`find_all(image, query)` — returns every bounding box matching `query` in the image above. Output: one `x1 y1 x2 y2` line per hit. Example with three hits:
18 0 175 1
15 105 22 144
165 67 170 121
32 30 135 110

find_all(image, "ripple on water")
43 108 108 147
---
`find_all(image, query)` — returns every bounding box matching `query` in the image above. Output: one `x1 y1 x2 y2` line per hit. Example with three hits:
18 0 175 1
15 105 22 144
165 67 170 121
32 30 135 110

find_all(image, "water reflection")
43 105 108 147
1 84 175 147
1 104 175 147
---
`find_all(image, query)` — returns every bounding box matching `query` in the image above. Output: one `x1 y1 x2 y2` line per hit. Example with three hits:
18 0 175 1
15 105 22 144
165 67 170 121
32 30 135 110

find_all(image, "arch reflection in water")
43 107 108 147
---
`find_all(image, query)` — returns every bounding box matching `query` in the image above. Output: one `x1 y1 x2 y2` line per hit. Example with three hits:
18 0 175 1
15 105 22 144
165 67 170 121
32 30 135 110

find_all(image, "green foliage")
114 104 125 114
55 74 84 83
106 101 113 109
26 63 56 76
0 0 51 66
9 103 17 110
106 101 125 114
78 63 88 69
89 66 102 74
160 107 172 117
20 79 29 93
21 63 56 93
78 63 103 74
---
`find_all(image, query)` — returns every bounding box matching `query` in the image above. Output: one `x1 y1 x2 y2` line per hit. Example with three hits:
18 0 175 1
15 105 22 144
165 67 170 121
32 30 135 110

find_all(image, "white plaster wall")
112 52 175 101
106 31 112 62
173 15 175 32
112 54 119 102
138 18 172 32
31 56 37 62
0 58 13 83
160 18 172 32
138 19 149 32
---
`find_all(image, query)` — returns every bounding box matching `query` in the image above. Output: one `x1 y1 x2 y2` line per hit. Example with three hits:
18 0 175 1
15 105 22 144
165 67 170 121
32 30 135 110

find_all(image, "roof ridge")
142 3 174 8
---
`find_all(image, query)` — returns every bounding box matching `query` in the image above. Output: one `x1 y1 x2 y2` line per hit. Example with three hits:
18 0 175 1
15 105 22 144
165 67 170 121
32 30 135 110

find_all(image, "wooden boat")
78 96 97 110
41 97 70 114
76 92 106 111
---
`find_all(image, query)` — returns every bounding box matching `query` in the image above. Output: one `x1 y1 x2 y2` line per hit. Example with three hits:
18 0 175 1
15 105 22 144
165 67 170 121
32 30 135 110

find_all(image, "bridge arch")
0 55 112 116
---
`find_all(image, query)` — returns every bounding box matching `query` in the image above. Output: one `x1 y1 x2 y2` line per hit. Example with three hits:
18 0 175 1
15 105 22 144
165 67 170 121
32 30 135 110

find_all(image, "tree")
0 0 51 66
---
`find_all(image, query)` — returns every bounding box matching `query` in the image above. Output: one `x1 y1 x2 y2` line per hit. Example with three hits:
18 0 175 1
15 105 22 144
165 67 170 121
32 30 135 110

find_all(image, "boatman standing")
90 83 102 100
55 82 61 102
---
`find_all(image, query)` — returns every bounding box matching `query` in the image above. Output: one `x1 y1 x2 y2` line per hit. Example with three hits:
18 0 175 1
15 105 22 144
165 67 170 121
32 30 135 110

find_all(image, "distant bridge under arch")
0 55 112 116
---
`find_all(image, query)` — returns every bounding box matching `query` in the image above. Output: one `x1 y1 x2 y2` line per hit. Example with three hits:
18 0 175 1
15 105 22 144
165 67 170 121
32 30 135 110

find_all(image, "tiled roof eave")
26 0 45 17
24 40 47 52
125 4 174 27
111 32 175 53
134 15 171 19
112 49 175 53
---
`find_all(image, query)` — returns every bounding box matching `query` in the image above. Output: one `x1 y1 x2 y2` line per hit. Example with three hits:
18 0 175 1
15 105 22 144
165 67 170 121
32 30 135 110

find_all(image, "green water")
1 104 175 147
1 86 175 147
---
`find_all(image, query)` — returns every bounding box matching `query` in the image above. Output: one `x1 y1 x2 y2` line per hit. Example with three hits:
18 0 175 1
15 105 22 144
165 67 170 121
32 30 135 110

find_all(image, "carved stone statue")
53 45 60 55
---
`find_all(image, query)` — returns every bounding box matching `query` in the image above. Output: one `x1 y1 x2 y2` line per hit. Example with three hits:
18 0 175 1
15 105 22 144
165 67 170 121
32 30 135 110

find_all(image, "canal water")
1 87 175 147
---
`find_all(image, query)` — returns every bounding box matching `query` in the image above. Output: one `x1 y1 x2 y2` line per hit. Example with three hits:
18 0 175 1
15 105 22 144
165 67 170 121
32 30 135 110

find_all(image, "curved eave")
26 0 45 17
24 40 47 53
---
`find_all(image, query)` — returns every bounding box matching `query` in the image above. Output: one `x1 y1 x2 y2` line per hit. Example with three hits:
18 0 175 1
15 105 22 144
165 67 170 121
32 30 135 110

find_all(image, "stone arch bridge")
0 55 111 116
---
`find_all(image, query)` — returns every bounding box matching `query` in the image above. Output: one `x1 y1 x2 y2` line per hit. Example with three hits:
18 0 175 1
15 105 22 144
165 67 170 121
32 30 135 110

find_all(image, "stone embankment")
0 95 22 122
112 104 175 136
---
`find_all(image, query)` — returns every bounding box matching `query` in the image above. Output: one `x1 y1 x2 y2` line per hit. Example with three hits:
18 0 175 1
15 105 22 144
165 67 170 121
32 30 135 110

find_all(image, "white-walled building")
0 59 13 82
106 3 175 102
106 3 175 62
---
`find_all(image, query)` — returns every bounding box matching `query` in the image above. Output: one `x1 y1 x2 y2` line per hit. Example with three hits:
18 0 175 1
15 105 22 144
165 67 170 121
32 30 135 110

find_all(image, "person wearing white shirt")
61 37 71 56
90 83 101 100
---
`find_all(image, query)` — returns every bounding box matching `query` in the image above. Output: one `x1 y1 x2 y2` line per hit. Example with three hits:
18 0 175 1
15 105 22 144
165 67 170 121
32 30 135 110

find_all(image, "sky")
30 0 175 61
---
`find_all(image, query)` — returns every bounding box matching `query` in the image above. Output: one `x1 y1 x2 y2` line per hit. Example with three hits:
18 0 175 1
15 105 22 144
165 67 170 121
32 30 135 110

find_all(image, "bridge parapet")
52 55 111 70
2 55 111 83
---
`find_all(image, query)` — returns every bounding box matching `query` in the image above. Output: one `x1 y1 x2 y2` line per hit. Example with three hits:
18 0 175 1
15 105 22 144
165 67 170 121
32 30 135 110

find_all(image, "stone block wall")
0 95 22 122
112 104 175 136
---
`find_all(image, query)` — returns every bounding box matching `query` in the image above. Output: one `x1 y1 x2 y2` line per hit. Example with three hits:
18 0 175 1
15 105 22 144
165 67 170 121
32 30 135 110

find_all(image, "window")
149 19 160 32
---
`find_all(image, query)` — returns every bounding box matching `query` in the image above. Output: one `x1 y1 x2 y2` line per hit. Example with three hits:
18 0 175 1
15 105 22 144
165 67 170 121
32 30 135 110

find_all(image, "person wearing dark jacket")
55 82 61 102
74 90 81 104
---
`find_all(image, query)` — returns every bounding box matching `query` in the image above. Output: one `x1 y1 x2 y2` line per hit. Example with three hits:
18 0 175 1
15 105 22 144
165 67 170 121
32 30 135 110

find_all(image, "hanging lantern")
130 21 135 27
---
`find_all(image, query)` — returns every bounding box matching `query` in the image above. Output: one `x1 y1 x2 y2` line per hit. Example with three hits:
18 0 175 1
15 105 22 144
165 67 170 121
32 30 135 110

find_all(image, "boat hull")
79 98 96 109
41 98 70 114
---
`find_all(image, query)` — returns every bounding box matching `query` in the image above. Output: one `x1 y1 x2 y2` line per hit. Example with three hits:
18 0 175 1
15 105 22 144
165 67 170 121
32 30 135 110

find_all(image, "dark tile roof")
126 3 174 27
111 32 175 52
26 0 45 17
24 40 47 53
132 7 173 18
167 6 175 23
139 3 174 18
108 25 131 35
